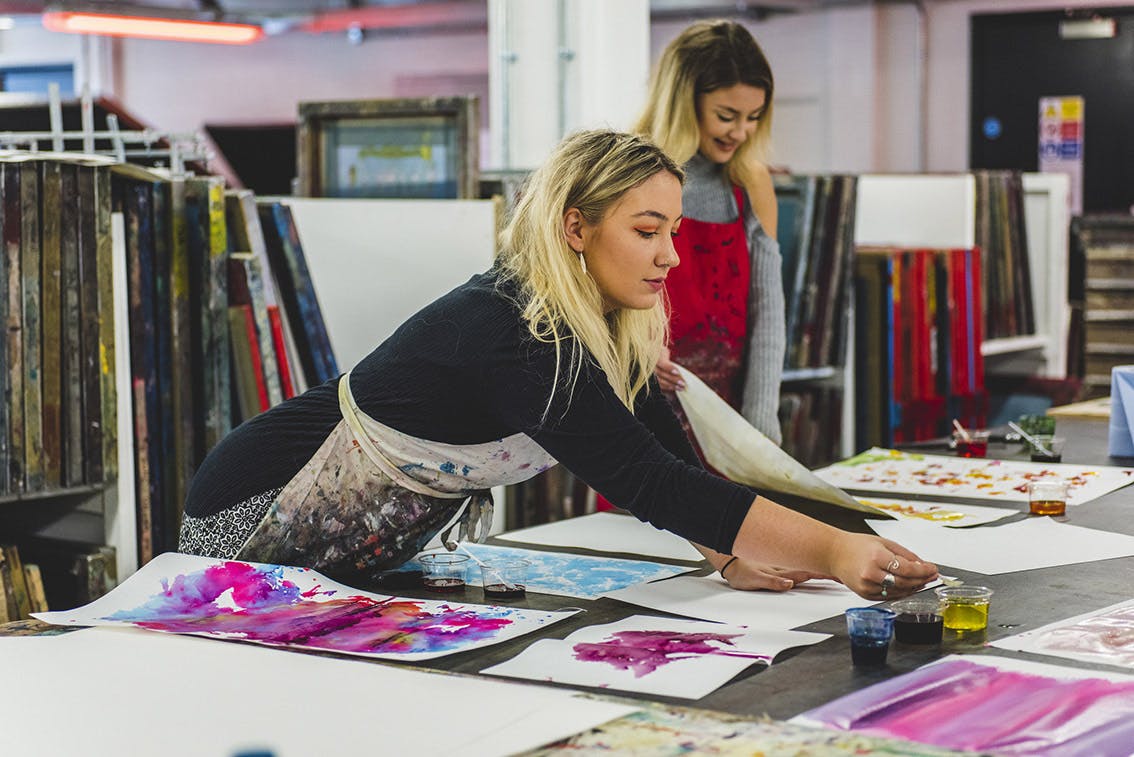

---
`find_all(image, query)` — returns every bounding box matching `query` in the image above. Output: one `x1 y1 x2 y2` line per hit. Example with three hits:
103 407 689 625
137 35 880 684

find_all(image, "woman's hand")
828 533 938 601
655 347 685 392
721 558 832 592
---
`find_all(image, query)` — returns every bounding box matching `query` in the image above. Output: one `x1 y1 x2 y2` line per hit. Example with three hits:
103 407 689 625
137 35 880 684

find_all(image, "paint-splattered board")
814 447 1134 505
482 614 828 699
34 552 576 661
525 704 967 756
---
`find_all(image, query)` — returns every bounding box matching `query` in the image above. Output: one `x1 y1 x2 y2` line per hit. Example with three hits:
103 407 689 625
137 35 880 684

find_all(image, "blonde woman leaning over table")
178 129 937 602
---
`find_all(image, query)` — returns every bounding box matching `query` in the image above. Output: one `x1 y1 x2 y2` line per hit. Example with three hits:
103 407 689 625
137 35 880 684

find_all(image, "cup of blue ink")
845 607 895 667
419 553 469 593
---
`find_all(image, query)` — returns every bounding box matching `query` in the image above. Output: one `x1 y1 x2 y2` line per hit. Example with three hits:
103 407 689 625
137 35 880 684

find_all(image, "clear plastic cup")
935 585 993 631
889 597 944 644
1028 479 1068 516
479 559 529 600
845 607 895 667
419 553 469 593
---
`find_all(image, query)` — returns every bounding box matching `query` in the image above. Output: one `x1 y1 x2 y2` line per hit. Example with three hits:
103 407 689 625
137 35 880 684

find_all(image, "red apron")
666 185 751 407
596 187 750 511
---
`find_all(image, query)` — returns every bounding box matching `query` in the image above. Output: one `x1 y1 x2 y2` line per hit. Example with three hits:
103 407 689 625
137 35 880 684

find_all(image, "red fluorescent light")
42 11 263 44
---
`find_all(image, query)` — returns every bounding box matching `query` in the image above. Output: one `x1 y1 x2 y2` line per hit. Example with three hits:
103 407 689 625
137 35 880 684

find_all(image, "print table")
404 418 1134 724
8 418 1134 752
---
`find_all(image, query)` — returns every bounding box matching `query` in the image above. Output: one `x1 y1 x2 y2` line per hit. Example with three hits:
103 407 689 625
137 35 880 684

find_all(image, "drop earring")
578 252 587 275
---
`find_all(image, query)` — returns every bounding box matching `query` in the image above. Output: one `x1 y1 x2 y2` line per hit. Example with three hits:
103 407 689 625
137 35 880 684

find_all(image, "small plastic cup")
935 585 993 631
1028 479 1068 517
889 597 944 644
845 607 895 667
419 553 469 593
479 559 530 600
953 429 990 458
1028 434 1066 463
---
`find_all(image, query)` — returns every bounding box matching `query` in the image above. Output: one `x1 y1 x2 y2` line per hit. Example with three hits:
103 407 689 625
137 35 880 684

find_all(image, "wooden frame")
296 96 479 199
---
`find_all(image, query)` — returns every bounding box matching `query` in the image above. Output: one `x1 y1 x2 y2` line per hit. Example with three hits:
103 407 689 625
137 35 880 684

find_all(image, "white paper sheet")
854 496 1018 528
815 447 1134 505
0 627 636 757
603 574 879 630
495 512 704 562
868 517 1134 574
481 614 829 700
35 552 576 661
991 597 1134 669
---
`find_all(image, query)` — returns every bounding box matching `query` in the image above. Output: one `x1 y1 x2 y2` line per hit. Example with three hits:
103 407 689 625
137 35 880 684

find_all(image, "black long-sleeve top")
185 271 757 555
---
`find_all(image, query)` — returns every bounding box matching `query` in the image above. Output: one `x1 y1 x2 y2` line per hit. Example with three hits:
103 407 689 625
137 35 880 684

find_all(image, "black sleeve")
634 377 703 468
484 337 755 555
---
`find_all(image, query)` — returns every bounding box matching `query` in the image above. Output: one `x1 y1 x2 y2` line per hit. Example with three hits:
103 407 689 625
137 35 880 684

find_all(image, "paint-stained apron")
666 185 751 407
237 371 557 579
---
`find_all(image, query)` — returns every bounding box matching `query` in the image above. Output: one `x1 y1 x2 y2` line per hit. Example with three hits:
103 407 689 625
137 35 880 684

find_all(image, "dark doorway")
970 8 1134 213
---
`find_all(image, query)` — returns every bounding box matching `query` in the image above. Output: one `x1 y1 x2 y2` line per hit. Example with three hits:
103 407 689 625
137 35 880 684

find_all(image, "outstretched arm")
690 541 831 592
730 495 938 600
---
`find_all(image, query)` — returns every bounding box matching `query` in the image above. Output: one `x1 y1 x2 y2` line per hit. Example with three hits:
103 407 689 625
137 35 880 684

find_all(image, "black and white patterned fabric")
178 487 283 560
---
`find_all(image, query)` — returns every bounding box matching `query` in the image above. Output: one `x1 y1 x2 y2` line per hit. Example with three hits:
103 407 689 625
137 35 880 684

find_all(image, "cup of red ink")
953 429 990 458
419 553 469 593
479 559 529 600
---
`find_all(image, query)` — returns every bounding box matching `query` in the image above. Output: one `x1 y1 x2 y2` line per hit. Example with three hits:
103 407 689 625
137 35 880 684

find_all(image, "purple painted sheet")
800 657 1134 755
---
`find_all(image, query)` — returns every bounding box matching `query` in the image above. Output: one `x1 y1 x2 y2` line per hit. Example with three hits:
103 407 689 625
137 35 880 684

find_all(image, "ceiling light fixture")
42 11 264 44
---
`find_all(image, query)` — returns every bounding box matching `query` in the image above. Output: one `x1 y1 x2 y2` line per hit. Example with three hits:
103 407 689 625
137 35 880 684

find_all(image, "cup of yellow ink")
1028 479 1068 517
934 585 993 632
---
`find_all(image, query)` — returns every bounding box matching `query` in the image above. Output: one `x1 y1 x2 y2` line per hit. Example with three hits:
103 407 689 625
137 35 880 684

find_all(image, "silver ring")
881 572 896 589
886 557 901 573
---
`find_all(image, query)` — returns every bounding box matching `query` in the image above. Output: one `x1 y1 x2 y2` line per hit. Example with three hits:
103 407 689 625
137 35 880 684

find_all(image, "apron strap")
338 371 494 547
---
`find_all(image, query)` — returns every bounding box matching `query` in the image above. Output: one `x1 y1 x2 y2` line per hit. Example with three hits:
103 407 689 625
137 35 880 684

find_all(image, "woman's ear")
563 207 585 253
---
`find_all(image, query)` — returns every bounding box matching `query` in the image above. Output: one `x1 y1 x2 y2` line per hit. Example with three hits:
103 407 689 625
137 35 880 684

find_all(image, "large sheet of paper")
868 517 1134 574
406 543 696 600
674 366 882 514
855 496 1017 528
603 574 877 630
495 512 704 562
793 655 1134 755
481 614 829 700
0 627 636 757
991 598 1134 669
35 552 575 661
815 447 1134 505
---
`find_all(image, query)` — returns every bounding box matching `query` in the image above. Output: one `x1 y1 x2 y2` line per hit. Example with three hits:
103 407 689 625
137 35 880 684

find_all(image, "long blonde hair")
496 130 683 417
634 20 774 190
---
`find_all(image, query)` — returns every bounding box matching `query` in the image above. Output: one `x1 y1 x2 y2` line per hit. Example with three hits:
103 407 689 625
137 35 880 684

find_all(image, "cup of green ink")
935 585 993 632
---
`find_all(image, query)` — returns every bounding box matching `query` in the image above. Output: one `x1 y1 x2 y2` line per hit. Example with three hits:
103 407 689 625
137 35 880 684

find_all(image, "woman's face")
566 170 683 312
696 83 767 164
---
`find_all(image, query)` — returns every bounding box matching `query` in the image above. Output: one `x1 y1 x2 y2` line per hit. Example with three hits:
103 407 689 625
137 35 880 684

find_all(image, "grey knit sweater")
682 153 786 445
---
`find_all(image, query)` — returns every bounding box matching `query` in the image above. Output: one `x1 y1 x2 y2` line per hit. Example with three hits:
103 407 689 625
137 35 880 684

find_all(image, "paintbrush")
1007 421 1054 458
453 543 517 592
952 419 972 442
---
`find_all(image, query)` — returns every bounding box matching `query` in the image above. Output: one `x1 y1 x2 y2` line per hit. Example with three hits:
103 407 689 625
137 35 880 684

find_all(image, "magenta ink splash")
802 658 1134 754
572 630 768 678
104 561 516 655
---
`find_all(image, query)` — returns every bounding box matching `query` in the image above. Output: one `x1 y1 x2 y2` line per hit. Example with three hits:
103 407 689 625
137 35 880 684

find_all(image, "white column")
488 0 649 171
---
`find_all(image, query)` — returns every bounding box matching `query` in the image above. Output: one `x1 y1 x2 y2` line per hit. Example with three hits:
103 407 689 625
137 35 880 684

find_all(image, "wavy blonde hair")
634 19 774 190
497 130 683 417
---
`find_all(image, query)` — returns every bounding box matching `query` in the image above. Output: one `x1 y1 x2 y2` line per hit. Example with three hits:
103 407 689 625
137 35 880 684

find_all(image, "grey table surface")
369 418 1134 721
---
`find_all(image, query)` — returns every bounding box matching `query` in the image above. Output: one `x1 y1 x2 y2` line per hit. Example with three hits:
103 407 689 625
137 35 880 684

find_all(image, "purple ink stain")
105 561 516 655
571 630 766 678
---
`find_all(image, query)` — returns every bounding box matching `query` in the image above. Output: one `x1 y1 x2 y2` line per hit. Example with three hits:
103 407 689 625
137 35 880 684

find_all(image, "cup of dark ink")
889 597 944 644
845 607 895 667
479 559 529 600
419 553 470 593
